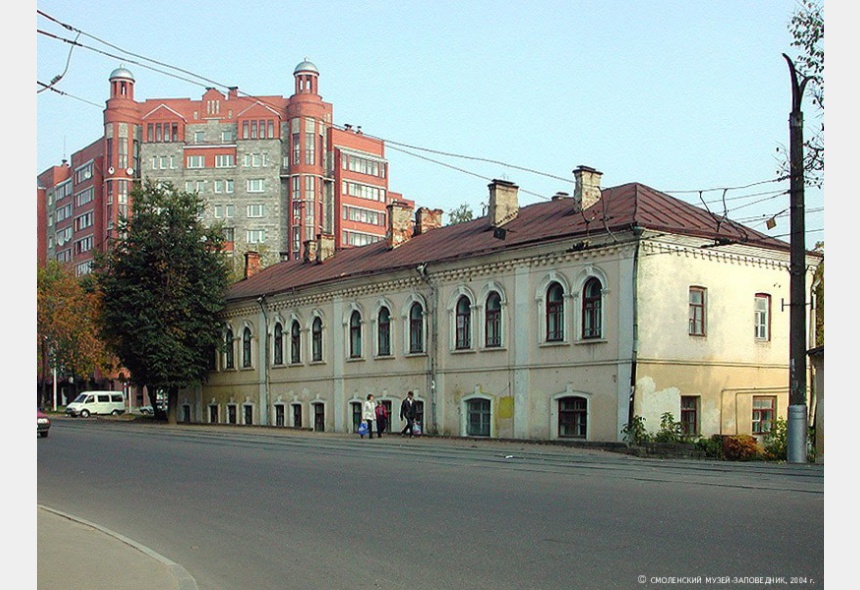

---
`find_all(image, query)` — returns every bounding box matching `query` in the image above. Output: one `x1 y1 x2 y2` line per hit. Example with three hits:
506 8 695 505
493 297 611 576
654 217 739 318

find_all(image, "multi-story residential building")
38 59 411 275
178 167 821 444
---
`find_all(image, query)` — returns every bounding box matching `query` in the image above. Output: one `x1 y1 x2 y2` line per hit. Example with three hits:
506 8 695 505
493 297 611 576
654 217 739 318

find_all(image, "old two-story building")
177 167 821 443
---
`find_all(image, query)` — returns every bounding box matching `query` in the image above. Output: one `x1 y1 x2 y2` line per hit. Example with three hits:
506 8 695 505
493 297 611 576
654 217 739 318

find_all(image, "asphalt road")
37 418 824 590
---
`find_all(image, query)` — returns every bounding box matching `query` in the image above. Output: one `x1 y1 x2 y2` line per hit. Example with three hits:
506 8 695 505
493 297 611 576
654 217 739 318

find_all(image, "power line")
37 9 817 226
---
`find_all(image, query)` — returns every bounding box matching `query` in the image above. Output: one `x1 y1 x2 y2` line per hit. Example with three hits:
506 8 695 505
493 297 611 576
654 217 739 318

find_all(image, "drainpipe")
627 225 643 434
257 295 270 425
416 263 438 434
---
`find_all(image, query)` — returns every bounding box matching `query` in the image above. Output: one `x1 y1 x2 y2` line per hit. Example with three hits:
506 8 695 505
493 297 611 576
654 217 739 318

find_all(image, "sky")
19 1 851 580
33 0 825 247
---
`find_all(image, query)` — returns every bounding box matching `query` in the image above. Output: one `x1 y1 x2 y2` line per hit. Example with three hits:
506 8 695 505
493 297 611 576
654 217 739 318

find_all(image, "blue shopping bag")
358 422 368 437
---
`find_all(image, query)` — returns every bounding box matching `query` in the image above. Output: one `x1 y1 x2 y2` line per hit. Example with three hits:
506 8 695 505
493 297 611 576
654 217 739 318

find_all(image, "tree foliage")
784 0 824 187
37 260 114 405
92 181 230 422
446 202 474 225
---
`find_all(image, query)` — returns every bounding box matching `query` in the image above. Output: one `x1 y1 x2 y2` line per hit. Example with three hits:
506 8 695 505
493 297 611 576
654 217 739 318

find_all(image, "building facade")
178 168 821 444
38 59 410 276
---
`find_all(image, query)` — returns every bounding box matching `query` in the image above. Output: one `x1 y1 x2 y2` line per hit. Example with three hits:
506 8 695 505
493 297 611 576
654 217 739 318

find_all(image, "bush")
721 435 762 461
621 415 651 445
695 435 725 459
653 412 684 443
762 418 788 461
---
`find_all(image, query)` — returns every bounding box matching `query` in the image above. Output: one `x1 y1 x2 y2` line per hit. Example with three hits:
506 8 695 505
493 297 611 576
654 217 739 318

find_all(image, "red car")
37 410 51 438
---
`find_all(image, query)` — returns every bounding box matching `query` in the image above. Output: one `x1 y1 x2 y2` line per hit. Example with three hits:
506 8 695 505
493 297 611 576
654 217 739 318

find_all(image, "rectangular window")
689 287 707 336
752 396 775 434
215 154 234 168
246 229 266 243
222 129 234 143
194 131 205 143
247 179 265 193
754 293 771 341
681 396 699 436
187 155 205 169
246 204 265 218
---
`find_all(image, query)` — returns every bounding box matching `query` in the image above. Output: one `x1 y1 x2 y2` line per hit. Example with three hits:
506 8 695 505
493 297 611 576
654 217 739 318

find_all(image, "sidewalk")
38 506 196 590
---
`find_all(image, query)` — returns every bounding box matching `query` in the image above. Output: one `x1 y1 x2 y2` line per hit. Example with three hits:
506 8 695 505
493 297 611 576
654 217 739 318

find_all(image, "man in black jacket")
400 391 417 437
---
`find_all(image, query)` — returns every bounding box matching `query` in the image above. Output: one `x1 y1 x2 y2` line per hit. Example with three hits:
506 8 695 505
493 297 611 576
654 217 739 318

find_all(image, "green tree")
93 181 230 423
446 202 474 225
782 0 823 187
37 260 114 407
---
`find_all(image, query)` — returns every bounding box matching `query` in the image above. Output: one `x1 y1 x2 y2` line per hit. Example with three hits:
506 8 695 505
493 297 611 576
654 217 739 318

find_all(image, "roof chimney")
414 207 443 235
488 179 518 227
303 238 318 263
317 234 335 263
244 251 262 279
573 166 603 211
387 200 414 249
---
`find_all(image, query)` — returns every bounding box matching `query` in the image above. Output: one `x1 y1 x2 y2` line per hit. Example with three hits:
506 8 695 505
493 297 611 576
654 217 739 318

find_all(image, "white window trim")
549 386 592 440
461 389 494 438
535 271 571 345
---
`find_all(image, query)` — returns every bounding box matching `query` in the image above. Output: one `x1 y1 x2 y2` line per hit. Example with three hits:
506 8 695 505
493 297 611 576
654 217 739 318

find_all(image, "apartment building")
38 59 411 275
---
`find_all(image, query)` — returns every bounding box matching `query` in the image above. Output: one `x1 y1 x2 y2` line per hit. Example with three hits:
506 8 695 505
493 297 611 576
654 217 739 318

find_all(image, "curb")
39 505 198 590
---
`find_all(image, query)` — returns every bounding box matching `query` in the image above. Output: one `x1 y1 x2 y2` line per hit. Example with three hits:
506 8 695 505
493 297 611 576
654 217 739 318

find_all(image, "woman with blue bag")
361 394 376 439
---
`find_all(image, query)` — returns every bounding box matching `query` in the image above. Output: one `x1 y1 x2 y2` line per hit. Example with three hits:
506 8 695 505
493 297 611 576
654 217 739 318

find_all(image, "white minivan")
65 391 126 417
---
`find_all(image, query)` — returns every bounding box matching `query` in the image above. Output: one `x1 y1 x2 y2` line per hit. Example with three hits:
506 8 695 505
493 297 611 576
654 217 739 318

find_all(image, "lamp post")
783 54 810 464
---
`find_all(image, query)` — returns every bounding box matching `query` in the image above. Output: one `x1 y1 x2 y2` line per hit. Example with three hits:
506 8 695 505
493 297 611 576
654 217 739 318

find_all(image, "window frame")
242 327 253 368
752 396 776 434
455 295 472 350
689 286 707 336
485 291 502 348
290 320 302 364
581 277 603 339
273 322 284 365
557 396 588 439
377 306 392 357
312 316 323 362
546 282 565 342
680 396 699 436
754 293 771 341
349 310 362 359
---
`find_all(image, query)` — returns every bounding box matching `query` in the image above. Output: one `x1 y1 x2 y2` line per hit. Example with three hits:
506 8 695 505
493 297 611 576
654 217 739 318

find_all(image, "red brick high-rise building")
38 59 413 275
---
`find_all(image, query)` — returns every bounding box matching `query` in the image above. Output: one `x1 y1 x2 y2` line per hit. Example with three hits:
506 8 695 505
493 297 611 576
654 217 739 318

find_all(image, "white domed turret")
109 66 135 99
109 66 135 81
294 58 319 95
293 59 319 75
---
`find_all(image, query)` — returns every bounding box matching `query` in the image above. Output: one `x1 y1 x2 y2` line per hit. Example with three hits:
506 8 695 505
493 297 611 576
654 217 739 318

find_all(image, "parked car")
65 391 126 418
139 405 154 415
37 410 51 438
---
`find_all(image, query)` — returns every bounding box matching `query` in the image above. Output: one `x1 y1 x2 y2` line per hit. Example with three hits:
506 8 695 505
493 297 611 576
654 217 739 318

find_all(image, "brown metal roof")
227 182 790 301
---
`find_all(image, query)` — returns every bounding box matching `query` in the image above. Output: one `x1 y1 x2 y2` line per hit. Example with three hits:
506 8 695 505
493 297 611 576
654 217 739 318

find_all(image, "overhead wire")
37 9 822 230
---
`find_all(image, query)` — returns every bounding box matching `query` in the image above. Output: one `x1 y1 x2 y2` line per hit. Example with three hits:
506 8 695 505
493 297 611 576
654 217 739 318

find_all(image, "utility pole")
783 54 810 464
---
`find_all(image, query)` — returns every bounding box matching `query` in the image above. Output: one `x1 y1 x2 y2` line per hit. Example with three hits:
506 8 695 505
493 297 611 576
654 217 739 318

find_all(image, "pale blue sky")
36 0 824 244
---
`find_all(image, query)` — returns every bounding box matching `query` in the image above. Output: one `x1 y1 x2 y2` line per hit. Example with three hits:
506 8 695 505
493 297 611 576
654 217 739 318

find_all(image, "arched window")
312 317 323 361
582 278 602 339
485 291 501 348
558 396 587 438
242 327 252 368
224 328 234 369
290 320 301 363
349 310 362 358
409 302 424 353
546 282 565 341
455 295 472 350
273 322 284 365
466 398 491 437
378 307 391 356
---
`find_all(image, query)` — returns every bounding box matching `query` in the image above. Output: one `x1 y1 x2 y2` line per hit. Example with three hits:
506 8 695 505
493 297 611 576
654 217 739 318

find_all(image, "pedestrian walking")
400 391 417 437
375 401 389 437
362 394 377 439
